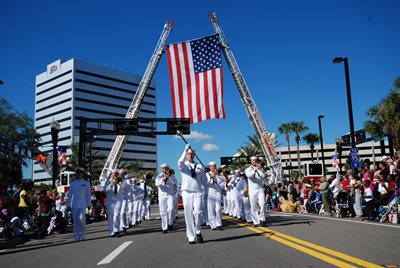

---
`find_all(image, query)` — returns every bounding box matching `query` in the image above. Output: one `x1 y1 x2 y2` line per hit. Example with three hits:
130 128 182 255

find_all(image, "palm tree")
290 121 308 176
66 143 105 178
303 133 320 162
278 123 294 175
364 77 400 152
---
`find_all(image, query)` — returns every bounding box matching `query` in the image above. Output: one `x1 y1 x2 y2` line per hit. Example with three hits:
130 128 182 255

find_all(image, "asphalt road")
1 207 399 268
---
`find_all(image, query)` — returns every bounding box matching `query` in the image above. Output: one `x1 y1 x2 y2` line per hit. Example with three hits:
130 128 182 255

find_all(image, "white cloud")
175 130 214 142
202 143 220 152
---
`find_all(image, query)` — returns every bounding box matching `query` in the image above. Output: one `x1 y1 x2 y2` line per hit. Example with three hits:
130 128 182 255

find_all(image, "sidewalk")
0 236 27 250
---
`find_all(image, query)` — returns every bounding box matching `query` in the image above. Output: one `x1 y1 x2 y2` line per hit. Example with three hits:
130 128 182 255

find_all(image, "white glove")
185 144 191 151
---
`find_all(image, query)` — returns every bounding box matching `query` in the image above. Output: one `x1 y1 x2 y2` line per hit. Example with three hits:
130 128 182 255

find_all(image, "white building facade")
276 140 393 177
33 59 157 183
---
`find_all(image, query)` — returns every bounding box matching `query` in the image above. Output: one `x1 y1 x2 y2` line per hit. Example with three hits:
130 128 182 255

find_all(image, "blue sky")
1 1 399 179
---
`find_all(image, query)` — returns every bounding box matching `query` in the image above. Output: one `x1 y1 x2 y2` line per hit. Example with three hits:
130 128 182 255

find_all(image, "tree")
237 134 277 171
0 98 40 185
278 123 294 175
66 143 105 179
303 133 320 162
364 77 400 152
290 121 308 176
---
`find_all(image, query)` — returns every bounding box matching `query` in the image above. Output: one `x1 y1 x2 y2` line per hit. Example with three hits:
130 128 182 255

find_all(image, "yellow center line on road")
224 216 382 268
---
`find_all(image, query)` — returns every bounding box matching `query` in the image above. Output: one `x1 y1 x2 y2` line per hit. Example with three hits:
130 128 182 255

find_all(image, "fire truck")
301 162 324 186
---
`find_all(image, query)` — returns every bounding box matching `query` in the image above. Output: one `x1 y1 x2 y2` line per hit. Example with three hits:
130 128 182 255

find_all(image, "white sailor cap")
208 161 216 166
187 148 196 154
112 169 119 173
381 155 388 162
250 156 258 161
160 163 169 168
234 169 240 173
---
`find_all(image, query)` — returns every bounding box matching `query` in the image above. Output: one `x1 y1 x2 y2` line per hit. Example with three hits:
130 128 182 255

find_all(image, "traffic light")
220 157 233 165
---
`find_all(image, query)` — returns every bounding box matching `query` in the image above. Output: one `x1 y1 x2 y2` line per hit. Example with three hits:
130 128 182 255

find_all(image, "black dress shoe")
123 228 127 233
211 228 217 231
189 241 196 245
196 233 204 243
217 226 223 231
168 225 173 231
253 224 260 228
162 230 168 234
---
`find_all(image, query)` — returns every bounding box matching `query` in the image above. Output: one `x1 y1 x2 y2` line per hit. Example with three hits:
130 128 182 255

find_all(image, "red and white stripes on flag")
166 34 225 124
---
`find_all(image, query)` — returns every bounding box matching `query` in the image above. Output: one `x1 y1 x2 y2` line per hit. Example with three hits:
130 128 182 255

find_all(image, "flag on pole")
166 34 225 124
58 146 68 166
332 155 339 169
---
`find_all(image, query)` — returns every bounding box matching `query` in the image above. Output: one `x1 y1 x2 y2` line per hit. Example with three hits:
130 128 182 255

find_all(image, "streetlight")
318 115 326 176
332 57 356 150
50 119 60 188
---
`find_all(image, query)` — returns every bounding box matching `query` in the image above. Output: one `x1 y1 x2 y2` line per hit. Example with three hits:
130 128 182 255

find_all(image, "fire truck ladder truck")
209 13 282 184
98 21 174 183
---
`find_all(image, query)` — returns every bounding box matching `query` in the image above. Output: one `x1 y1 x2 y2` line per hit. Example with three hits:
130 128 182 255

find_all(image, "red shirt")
341 179 350 191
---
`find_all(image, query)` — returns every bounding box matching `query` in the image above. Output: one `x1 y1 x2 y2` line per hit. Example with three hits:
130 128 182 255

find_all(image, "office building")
33 59 157 183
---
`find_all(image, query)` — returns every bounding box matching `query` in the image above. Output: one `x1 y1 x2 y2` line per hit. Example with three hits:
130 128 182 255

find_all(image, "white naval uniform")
132 183 144 225
105 179 126 235
141 184 153 220
66 178 92 241
237 178 251 222
206 173 224 229
155 172 176 231
245 165 266 225
178 158 207 243
228 176 242 219
120 177 131 229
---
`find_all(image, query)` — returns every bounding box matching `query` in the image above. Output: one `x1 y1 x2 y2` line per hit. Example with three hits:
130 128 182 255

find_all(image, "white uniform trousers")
112 201 122 234
249 188 265 225
223 195 228 214
182 191 203 242
120 199 128 228
242 196 252 222
127 200 134 225
142 199 151 220
72 208 86 240
106 202 115 235
202 193 209 225
132 200 142 224
158 195 174 231
207 193 222 229
225 192 232 215
231 191 242 218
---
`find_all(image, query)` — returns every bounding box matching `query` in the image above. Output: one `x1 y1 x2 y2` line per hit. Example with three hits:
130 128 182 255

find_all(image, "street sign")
351 161 361 169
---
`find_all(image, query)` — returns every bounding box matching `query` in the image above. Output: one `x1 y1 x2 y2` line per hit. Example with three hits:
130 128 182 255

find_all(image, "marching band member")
206 161 225 230
245 156 267 227
104 169 124 237
119 169 130 232
141 173 153 221
131 178 144 226
66 167 92 241
238 172 252 223
155 164 176 233
178 144 207 244
228 169 242 220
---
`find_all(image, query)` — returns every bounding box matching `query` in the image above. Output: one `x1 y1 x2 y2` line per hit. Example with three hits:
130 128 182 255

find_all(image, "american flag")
332 155 339 169
58 146 68 166
166 34 225 124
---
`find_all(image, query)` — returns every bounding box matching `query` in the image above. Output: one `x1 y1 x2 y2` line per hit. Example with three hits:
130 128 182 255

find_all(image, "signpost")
349 147 360 169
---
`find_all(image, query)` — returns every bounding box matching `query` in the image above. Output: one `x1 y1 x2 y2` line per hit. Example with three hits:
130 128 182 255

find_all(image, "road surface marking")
225 216 382 268
97 241 132 265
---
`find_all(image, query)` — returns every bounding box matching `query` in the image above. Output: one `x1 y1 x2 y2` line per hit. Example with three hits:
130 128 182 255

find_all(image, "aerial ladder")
98 21 174 183
208 13 283 184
